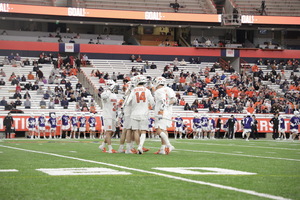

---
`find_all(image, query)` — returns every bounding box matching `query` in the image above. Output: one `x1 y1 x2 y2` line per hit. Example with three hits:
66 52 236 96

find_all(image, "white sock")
119 144 124 151
160 132 171 146
130 141 134 149
139 134 146 148
108 145 113 151
126 143 131 151
99 142 106 149
160 145 166 151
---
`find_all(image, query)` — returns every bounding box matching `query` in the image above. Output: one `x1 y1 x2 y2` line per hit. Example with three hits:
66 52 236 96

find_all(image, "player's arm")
125 90 134 106
147 90 155 108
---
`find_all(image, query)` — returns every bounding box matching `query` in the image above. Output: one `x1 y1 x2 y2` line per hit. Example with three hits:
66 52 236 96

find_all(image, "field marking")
36 168 131 176
0 145 291 200
153 167 256 175
0 169 18 172
173 141 299 151
175 149 300 162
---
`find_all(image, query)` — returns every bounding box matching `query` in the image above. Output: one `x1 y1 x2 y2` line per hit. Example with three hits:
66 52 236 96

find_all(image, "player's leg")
211 130 215 139
118 128 127 153
246 129 251 141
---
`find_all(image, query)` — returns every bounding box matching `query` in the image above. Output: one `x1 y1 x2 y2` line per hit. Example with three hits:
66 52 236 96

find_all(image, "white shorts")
279 128 285 133
28 128 35 131
196 128 202 132
132 119 148 131
72 126 78 131
123 116 131 130
104 118 116 132
39 127 45 131
90 127 96 131
154 119 168 130
175 127 183 132
210 128 215 132
202 127 209 132
243 128 251 133
62 125 70 130
148 127 154 132
50 127 56 132
290 128 298 134
223 128 228 132
79 127 86 132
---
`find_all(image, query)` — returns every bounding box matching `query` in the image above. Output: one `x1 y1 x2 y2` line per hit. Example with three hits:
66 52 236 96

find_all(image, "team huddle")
98 76 176 154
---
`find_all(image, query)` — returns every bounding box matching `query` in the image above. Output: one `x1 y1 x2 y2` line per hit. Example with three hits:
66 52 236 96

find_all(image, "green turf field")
0 139 299 200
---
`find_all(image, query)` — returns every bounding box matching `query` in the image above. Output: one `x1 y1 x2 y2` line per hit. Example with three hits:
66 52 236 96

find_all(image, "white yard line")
0 169 18 172
173 141 299 151
0 145 291 200
175 149 300 162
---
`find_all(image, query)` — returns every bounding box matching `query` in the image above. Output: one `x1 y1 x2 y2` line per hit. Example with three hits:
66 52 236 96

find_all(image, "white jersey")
122 88 132 117
126 86 154 120
154 86 176 127
101 89 118 119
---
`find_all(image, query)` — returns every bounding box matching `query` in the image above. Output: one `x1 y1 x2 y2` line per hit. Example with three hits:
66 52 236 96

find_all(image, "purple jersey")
27 117 36 128
280 118 285 129
290 116 299 129
194 118 202 128
201 117 209 127
210 119 215 129
148 118 154 128
175 117 183 128
79 117 86 127
38 117 46 127
243 117 253 129
223 120 228 128
61 115 70 126
88 117 96 127
71 117 78 126
48 118 56 128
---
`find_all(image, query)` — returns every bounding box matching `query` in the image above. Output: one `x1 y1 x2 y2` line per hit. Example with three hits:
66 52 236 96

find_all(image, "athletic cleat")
137 147 143 154
154 150 166 155
131 148 137 154
142 147 150 152
165 145 175 155
108 149 117 153
125 149 136 154
118 149 125 153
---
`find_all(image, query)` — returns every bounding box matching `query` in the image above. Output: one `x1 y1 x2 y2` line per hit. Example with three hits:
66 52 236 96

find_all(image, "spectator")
180 59 187 66
136 55 143 62
15 97 22 106
32 82 39 90
15 83 21 93
69 38 75 43
27 72 35 80
0 78 6 85
14 53 21 61
23 91 31 99
36 69 44 80
184 103 191 110
13 91 22 99
43 91 50 100
3 112 14 139
48 98 55 109
40 98 46 109
0 97 7 106
37 87 44 95
192 38 199 47
61 97 69 109
173 57 179 66
24 97 31 109
0 69 6 77
88 39 94 44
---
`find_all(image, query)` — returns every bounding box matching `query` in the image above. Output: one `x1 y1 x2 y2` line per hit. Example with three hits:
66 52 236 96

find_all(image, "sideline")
0 145 291 200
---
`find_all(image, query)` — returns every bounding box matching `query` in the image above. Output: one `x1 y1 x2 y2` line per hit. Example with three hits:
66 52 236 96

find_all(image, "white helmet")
294 111 299 116
135 75 147 85
153 77 166 87
106 79 116 91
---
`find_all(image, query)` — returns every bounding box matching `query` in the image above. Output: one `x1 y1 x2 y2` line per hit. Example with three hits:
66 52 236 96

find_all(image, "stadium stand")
75 0 217 14
233 0 300 16
2 0 54 6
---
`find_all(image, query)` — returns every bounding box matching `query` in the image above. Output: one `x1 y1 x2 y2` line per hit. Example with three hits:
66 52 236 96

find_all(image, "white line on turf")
0 169 18 172
173 141 299 151
176 149 300 162
0 145 291 200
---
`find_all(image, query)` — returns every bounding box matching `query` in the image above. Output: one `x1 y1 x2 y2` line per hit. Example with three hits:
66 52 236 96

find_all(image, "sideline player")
126 75 155 154
153 76 175 155
48 113 57 139
242 113 253 141
27 113 36 139
38 114 46 139
201 114 209 139
99 80 118 153
208 117 216 139
174 114 183 139
78 113 87 139
88 113 97 139
194 114 202 139
60 112 70 139
289 111 299 140
70 113 78 139
279 115 286 140
148 116 155 139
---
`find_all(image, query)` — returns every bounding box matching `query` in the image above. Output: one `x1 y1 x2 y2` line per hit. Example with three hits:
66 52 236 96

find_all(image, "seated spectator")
173 57 179 66
27 72 35 80
15 83 21 93
13 91 22 99
90 102 96 113
180 59 187 66
37 87 44 95
0 97 7 106
130 55 136 62
36 69 44 80
0 69 6 77
43 91 50 100
8 53 14 63
8 72 16 81
15 97 22 106
184 103 191 110
0 78 5 85
11 77 19 86
37 36 42 42
14 53 21 61
69 38 75 43
40 98 46 109
61 97 69 109
205 38 212 47
136 55 143 62
48 98 55 109
179 98 186 106
21 75 26 82
88 39 94 44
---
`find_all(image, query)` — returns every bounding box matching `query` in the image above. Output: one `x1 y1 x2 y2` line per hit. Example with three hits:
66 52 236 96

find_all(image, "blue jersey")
79 117 86 127
194 118 202 128
38 117 46 127
61 115 70 126
243 117 253 129
148 118 154 128
175 117 183 128
88 117 96 127
223 120 228 128
210 119 215 129
48 118 56 128
279 118 285 129
71 117 78 126
201 117 209 127
290 116 299 130
27 117 36 128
